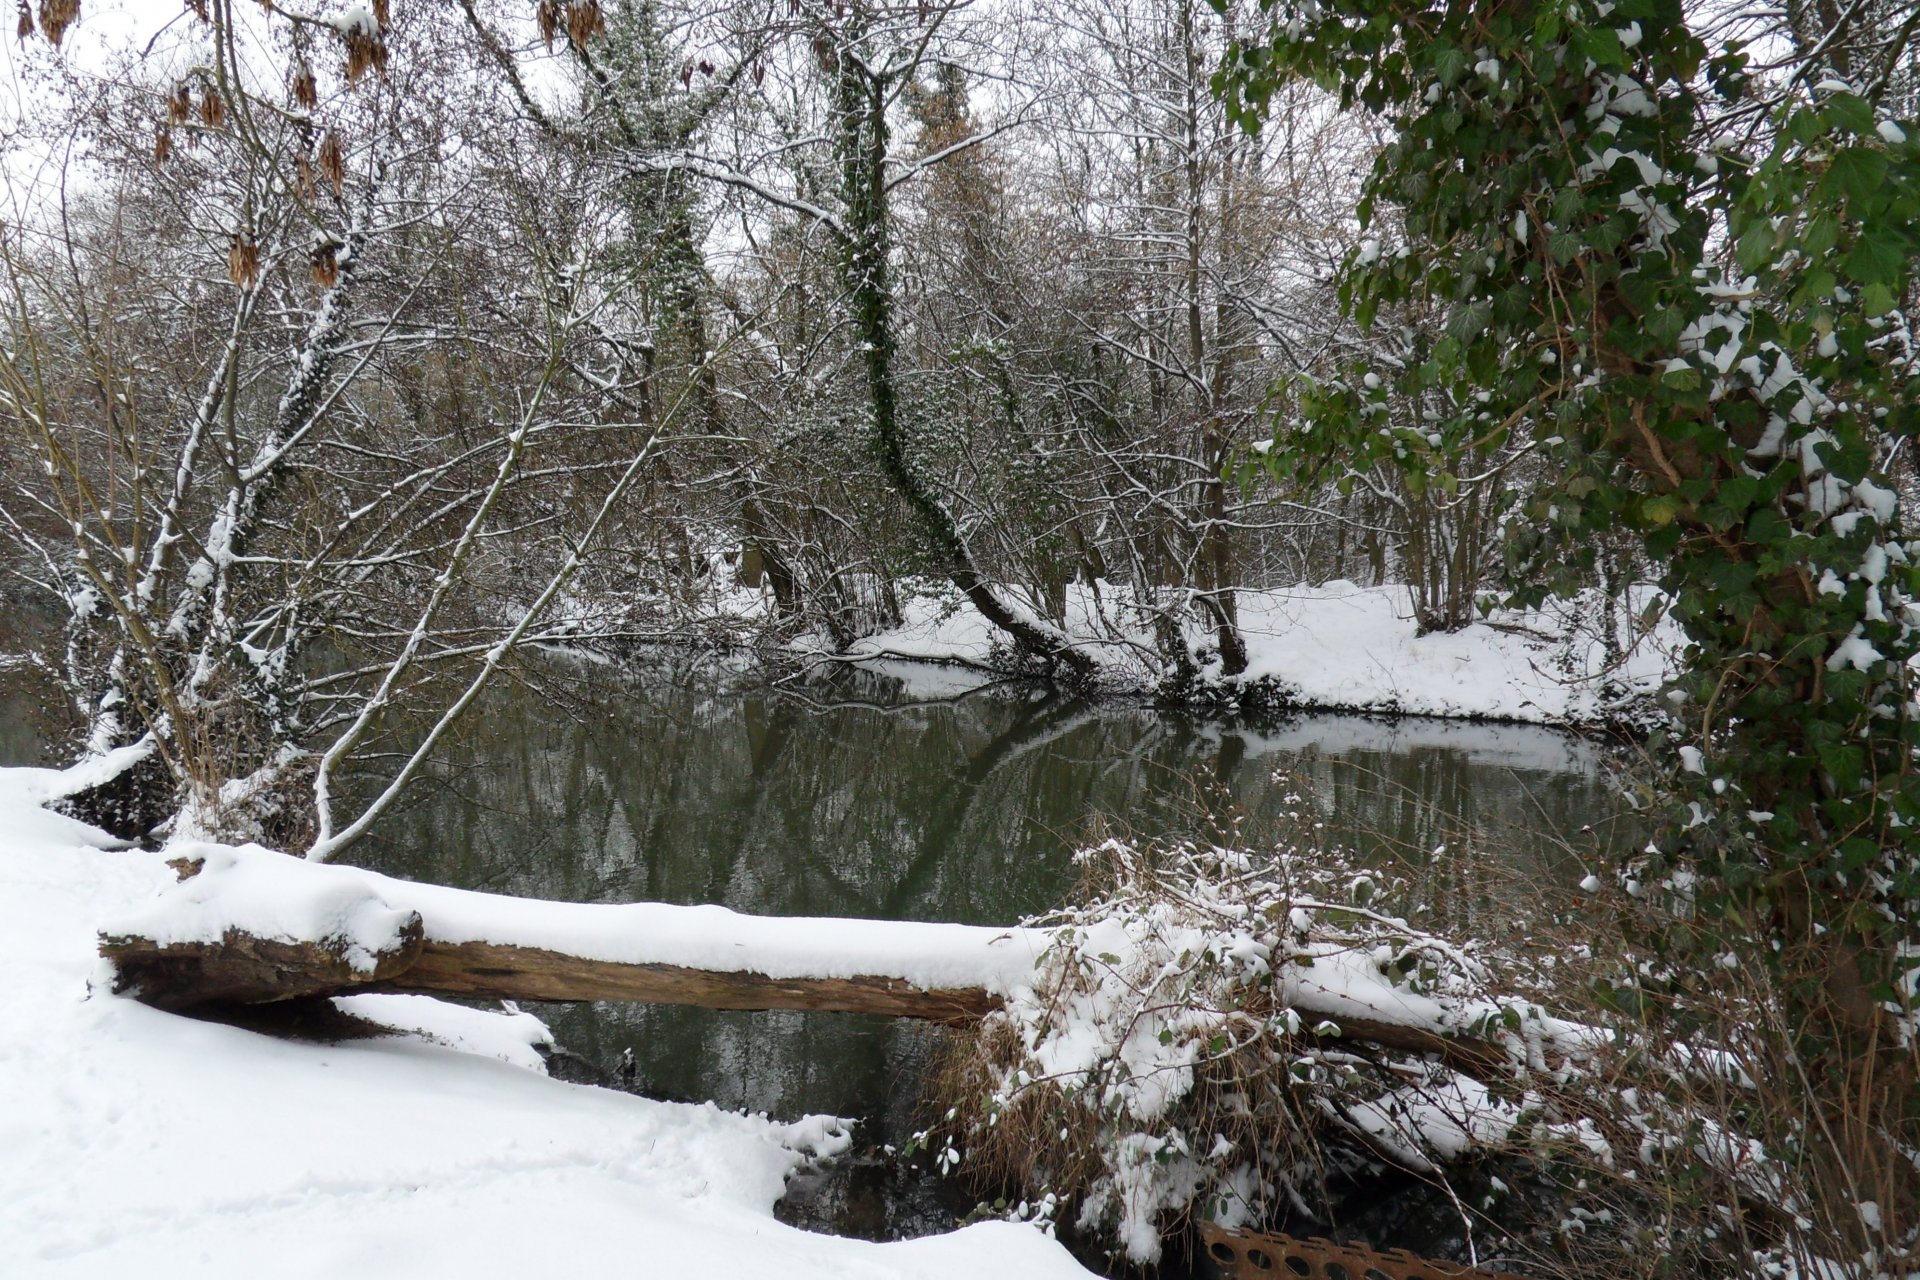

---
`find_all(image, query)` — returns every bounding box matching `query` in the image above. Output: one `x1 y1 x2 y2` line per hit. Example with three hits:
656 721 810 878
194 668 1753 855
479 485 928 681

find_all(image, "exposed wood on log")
100 914 425 1011
1302 1008 1511 1083
365 938 999 1023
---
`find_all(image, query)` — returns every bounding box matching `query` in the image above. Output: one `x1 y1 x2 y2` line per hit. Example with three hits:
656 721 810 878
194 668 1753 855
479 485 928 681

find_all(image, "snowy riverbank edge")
794 582 1682 728
0 764 1093 1279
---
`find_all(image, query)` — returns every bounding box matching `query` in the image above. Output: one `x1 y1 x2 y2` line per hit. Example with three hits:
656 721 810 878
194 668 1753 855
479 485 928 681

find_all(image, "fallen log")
100 922 1525 1058
98 846 1037 1023
94 845 1553 1075
100 928 994 1022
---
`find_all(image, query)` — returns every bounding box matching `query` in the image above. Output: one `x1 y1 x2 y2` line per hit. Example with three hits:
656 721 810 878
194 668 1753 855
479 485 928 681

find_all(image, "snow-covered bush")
929 821 1918 1277
928 824 1540 1264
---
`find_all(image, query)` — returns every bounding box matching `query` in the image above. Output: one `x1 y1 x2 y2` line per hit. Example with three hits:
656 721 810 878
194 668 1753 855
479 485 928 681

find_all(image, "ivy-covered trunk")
1221 0 1920 1249
829 39 1095 682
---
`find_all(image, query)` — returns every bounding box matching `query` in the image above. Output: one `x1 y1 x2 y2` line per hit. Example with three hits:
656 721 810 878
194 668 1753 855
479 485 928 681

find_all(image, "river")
337 653 1631 1154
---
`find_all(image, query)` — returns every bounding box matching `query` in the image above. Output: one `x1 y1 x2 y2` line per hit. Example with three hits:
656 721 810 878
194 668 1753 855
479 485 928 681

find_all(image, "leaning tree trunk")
832 51 1094 683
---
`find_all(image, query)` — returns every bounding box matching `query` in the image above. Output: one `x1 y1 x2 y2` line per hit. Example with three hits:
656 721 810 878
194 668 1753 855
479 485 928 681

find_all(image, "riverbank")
794 582 1681 728
0 761 1092 1279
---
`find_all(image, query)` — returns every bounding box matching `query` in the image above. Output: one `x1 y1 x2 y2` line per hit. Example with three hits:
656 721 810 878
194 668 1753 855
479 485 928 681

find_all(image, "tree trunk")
832 51 1094 681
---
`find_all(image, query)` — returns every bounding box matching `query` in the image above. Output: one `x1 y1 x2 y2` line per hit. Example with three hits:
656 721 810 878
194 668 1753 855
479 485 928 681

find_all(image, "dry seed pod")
153 126 172 164
16 2 32 43
227 236 261 289
290 64 316 111
199 88 225 128
37 0 76 48
342 25 386 83
309 240 340 288
317 130 345 196
535 0 559 50
167 83 191 124
372 0 388 30
186 0 207 20
293 154 316 199
564 0 603 45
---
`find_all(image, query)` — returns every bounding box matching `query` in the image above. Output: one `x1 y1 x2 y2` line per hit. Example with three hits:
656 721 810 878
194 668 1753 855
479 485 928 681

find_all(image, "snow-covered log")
97 845 1038 1022
101 913 425 1011
94 845 1586 1081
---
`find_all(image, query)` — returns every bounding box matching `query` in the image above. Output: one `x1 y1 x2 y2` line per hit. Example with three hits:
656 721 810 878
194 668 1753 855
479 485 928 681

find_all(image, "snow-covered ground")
0 763 1093 1279
821 582 1680 725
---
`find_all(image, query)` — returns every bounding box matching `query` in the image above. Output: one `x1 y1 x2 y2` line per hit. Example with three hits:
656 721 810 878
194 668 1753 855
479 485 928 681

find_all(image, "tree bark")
370 939 996 1023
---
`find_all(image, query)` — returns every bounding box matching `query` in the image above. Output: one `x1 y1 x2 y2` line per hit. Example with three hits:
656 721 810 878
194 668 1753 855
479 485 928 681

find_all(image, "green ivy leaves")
1215 0 1920 1035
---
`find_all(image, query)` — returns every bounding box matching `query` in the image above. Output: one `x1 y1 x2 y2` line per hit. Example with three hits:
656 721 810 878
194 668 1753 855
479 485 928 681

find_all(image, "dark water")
0 659 67 768
342 653 1631 1145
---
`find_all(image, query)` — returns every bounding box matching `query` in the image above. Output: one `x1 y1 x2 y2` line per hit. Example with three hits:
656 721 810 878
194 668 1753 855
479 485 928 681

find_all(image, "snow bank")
822 581 1680 725
0 762 1092 1279
1234 585 1676 724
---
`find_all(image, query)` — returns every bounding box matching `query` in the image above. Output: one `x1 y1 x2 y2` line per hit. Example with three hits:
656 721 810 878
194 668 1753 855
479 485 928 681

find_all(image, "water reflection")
346 655 1632 1137
0 659 68 769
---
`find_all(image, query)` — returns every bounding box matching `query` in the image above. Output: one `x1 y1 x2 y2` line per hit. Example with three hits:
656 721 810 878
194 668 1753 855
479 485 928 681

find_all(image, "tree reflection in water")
344 655 1632 1138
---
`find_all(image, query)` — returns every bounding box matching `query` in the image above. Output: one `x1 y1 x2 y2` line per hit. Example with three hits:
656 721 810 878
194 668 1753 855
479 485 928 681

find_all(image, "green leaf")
1844 229 1906 286
1646 305 1688 346
1839 837 1879 872
1823 147 1889 207
1824 93 1874 136
1735 220 1778 273
1446 299 1493 342
1579 26 1626 68
1801 214 1838 261
1643 494 1682 526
